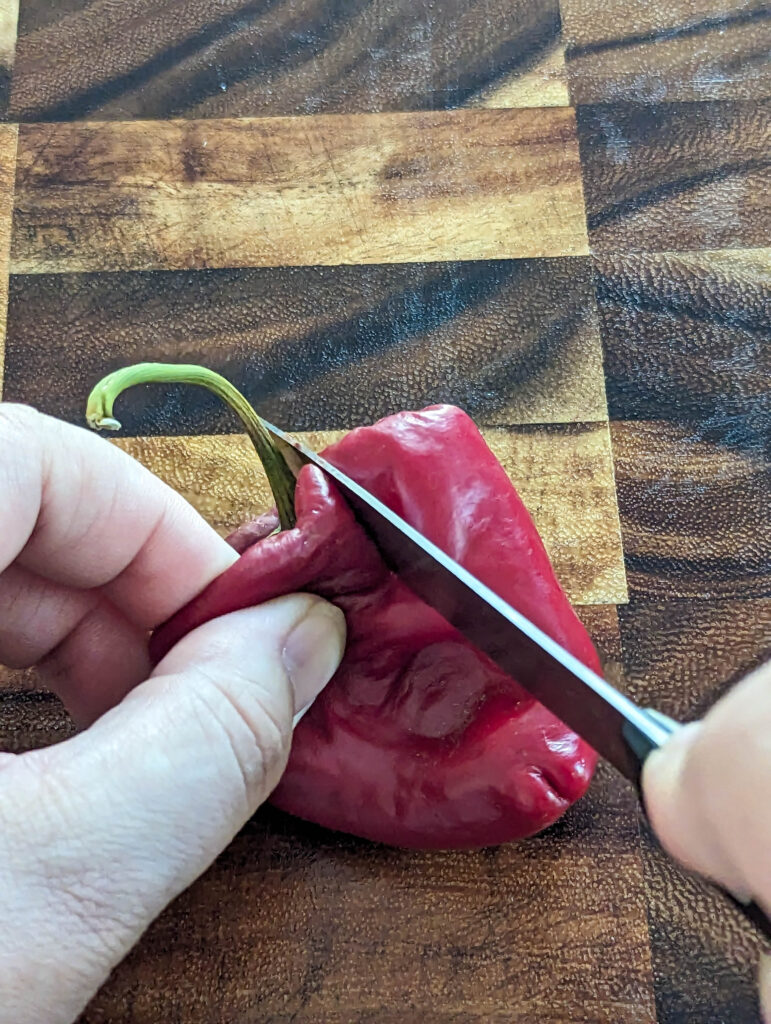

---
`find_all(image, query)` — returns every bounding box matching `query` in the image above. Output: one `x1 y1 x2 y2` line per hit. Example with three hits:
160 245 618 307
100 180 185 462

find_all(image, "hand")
643 659 771 1023
0 404 346 1024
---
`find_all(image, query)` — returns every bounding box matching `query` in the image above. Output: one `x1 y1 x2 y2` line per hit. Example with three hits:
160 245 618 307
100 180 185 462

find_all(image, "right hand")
643 659 771 1022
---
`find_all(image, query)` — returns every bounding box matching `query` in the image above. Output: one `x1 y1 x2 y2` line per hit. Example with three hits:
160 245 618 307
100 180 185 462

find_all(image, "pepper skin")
152 406 599 849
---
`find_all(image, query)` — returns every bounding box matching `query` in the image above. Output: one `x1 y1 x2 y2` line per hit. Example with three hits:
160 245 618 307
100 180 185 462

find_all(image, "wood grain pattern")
10 0 566 121
77 765 653 1023
640 816 762 1024
598 248 770 600
563 0 771 103
596 249 770 452
0 123 15 396
619 597 771 1023
612 421 770 599
4 258 607 431
111 426 628 605
578 100 771 252
11 110 589 273
0 2 767 1020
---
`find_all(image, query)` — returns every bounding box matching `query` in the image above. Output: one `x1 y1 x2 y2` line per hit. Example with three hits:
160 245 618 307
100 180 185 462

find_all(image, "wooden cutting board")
0 1 768 1020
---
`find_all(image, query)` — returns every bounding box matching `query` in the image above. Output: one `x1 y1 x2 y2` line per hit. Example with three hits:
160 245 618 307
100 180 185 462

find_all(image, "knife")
265 419 771 944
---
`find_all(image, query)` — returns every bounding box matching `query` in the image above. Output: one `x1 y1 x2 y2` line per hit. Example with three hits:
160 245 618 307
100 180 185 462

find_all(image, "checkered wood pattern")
0 1 768 1020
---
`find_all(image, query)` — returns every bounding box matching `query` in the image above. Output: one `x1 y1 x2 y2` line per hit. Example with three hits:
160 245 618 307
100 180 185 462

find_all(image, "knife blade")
264 419 771 942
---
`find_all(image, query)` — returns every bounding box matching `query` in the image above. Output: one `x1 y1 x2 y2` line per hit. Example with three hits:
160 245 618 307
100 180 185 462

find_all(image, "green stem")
85 363 297 530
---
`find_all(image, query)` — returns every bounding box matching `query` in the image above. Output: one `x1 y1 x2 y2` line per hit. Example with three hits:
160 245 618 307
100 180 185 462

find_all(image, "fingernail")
282 599 346 714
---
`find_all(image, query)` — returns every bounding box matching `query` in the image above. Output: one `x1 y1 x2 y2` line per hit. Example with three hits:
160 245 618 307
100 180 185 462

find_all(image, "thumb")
643 721 755 903
643 661 771 905
0 594 345 1024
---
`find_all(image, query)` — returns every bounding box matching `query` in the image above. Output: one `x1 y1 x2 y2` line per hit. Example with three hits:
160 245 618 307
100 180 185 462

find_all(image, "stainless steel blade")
264 420 670 782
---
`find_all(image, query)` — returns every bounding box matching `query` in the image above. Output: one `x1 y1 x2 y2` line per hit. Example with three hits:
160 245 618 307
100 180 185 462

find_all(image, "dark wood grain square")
4 258 606 432
619 597 771 1024
598 248 769 599
577 101 771 252
596 249 769 448
611 420 770 600
562 0 771 104
10 0 568 122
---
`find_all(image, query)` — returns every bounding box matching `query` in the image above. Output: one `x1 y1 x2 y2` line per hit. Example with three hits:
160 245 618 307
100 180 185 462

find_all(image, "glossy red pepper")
87 368 598 849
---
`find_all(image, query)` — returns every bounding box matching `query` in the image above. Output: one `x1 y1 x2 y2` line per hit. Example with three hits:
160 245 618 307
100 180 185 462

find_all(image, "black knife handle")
624 708 771 945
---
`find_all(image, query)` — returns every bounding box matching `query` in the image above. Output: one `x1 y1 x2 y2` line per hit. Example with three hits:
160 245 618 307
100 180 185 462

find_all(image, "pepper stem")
85 363 297 530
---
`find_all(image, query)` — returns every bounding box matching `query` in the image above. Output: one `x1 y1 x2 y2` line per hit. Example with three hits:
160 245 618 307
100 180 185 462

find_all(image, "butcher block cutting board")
0 0 768 1020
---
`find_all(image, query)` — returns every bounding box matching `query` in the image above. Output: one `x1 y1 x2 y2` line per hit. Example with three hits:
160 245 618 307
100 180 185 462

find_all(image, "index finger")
0 404 237 628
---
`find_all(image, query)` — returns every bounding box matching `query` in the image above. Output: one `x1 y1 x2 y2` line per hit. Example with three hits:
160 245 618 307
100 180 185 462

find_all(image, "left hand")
0 404 345 1024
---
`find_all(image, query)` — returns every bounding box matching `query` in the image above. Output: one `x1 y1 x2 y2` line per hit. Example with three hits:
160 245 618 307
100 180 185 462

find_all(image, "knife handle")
624 708 771 945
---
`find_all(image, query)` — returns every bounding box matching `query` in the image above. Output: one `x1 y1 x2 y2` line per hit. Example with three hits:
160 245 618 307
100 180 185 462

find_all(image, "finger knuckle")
189 666 292 807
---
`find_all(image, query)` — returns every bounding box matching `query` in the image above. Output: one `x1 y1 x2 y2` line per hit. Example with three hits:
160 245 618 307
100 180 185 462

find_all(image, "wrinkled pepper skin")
151 406 599 849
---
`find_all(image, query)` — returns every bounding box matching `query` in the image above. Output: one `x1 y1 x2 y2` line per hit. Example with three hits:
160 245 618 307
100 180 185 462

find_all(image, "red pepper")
87 368 599 849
